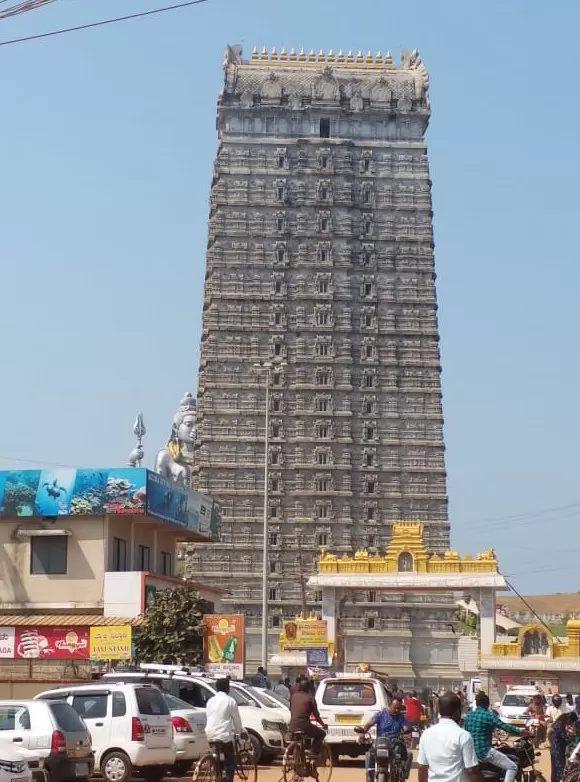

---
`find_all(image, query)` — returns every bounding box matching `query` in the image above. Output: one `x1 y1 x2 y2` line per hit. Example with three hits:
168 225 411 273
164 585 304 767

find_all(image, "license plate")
336 715 361 725
151 727 167 735
75 764 89 777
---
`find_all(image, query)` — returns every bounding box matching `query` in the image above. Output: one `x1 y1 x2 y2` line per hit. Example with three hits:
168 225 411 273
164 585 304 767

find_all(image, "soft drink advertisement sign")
203 614 244 680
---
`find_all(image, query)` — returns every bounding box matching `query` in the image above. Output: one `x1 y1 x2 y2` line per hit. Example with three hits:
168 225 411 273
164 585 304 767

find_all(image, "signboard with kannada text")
282 619 328 649
203 614 244 680
306 648 330 666
90 626 132 660
0 627 15 658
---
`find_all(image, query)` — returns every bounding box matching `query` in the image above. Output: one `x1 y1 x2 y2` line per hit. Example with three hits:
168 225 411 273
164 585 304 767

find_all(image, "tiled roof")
0 615 144 626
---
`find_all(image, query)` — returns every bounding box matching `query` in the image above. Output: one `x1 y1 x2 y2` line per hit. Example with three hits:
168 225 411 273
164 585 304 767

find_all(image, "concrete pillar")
321 587 337 646
479 588 496 657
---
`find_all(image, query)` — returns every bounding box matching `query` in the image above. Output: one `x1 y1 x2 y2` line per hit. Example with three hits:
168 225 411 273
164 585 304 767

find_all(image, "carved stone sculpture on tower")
155 392 196 484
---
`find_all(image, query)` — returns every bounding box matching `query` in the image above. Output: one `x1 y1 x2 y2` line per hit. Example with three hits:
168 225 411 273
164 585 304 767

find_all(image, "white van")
315 674 390 760
35 684 175 782
496 687 537 726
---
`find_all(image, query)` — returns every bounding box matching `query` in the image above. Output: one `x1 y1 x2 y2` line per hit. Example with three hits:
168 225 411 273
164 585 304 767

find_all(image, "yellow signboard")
282 619 327 649
89 625 132 660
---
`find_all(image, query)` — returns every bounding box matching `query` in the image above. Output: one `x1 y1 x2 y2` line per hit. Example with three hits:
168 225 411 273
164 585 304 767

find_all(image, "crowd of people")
220 668 580 782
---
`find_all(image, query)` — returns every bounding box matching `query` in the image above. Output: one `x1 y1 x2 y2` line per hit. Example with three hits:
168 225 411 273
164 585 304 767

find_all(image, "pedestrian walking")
550 713 577 782
418 692 483 782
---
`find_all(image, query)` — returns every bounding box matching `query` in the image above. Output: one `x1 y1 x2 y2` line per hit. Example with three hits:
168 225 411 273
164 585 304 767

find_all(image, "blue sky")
1 0 578 594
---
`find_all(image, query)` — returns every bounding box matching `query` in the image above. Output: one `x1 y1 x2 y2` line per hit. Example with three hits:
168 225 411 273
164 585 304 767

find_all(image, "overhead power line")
0 0 55 21
0 0 211 46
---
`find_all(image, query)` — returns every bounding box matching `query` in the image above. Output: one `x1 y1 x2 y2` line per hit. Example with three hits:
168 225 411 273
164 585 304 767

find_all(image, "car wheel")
101 751 133 782
247 733 263 764
141 767 167 782
171 761 193 776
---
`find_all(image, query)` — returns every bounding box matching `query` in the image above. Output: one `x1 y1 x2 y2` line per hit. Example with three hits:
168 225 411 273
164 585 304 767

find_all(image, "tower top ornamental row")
318 522 499 575
220 44 430 114
249 48 403 70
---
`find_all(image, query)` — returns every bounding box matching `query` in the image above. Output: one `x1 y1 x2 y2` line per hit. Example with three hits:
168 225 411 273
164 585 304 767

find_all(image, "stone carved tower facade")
190 46 456 682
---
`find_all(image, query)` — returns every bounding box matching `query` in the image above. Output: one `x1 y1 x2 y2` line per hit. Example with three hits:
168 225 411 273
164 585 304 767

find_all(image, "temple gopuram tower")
189 46 455 683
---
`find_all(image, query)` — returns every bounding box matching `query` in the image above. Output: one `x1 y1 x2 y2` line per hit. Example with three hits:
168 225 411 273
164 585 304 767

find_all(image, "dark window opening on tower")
320 118 330 138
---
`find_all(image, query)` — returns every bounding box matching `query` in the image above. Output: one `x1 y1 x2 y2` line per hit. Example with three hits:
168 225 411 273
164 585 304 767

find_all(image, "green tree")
133 585 209 665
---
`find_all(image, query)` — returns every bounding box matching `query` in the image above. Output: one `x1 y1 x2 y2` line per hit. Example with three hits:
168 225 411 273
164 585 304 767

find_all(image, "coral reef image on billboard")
103 468 146 515
0 468 146 518
0 470 41 517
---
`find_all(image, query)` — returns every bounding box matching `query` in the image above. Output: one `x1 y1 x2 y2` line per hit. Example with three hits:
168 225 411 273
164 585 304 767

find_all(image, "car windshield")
503 695 531 707
322 682 377 706
264 691 290 708
49 702 88 732
247 688 281 708
228 688 253 706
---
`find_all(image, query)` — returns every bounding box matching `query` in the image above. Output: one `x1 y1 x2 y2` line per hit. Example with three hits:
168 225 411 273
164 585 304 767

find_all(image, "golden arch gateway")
308 522 506 675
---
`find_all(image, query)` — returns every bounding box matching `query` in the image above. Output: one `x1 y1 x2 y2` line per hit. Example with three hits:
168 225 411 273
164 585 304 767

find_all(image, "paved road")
173 747 551 782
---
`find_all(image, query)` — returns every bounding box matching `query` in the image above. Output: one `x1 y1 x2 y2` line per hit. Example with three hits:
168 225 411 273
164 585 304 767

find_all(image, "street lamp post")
254 360 285 671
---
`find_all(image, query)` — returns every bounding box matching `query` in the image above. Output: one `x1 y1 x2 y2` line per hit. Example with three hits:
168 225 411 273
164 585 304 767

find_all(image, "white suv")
102 665 287 763
315 675 391 760
35 684 174 782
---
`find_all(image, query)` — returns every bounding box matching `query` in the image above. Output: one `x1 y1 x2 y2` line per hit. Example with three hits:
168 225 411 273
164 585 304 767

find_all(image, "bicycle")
282 730 333 782
193 735 257 782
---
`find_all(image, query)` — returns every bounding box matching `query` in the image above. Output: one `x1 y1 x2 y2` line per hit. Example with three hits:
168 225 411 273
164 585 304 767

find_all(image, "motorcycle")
479 737 545 782
354 727 410 782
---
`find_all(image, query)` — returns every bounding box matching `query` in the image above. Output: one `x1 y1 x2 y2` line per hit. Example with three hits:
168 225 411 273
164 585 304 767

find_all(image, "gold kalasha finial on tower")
289 48 297 63
280 48 287 62
260 47 268 61
270 46 278 63
251 46 258 62
375 51 383 67
356 50 364 65
366 50 373 66
337 50 345 64
385 51 393 67
346 50 354 66
298 48 306 63
308 48 316 64
317 49 325 63
327 49 335 64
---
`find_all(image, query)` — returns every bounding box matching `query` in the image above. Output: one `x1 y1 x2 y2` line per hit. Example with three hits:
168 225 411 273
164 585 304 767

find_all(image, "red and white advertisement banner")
0 627 90 659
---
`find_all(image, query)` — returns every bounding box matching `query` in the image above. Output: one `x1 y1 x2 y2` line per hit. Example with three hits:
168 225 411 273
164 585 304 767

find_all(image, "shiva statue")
155 392 196 484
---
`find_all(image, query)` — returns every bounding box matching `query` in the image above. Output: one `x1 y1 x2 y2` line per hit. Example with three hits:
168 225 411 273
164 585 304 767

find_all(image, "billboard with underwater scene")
0 467 217 537
0 468 145 518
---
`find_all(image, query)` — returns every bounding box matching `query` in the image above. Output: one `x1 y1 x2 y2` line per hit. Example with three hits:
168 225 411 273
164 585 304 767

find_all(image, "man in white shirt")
418 692 484 782
205 678 246 782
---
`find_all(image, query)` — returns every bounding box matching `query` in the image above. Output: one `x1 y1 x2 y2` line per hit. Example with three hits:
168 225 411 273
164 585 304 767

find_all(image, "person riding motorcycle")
464 692 530 782
360 696 413 782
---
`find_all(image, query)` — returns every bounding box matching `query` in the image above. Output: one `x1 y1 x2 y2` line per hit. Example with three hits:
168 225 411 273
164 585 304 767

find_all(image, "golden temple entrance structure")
307 522 505 683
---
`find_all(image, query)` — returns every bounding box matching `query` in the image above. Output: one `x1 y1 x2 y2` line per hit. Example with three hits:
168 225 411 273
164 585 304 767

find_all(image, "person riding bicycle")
205 678 246 782
289 679 328 758
360 696 413 782
464 692 529 782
